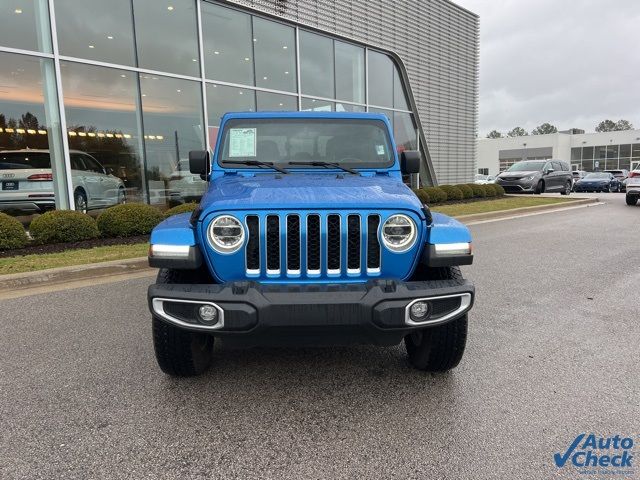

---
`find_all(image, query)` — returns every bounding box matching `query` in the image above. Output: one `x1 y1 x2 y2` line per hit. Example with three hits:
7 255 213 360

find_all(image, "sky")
454 0 640 136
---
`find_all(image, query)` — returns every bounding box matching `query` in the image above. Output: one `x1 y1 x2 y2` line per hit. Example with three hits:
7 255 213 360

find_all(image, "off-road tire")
626 195 638 206
404 266 468 372
152 268 214 377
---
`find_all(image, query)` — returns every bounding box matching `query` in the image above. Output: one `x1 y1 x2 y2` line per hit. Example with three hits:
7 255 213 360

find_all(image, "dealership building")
0 0 478 214
478 129 640 175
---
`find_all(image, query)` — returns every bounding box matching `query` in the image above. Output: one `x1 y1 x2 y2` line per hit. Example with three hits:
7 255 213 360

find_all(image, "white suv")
0 149 125 213
626 166 640 206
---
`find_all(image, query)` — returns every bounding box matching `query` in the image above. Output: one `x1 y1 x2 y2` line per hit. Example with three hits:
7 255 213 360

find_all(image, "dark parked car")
573 172 621 193
604 169 629 192
495 159 573 195
571 170 587 190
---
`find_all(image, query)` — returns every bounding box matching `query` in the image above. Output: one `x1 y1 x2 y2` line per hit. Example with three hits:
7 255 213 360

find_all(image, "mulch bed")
0 235 149 258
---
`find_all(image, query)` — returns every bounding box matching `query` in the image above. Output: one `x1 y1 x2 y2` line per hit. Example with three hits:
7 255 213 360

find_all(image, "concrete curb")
452 197 599 223
0 257 153 294
0 196 600 295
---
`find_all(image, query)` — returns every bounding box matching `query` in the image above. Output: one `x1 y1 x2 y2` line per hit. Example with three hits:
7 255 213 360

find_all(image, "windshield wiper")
222 160 289 174
288 161 359 175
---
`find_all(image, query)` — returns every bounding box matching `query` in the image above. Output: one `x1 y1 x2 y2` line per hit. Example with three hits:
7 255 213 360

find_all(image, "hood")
499 171 539 179
199 173 423 213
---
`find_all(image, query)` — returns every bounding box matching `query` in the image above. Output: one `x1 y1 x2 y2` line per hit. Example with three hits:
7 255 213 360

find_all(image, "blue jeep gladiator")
148 111 474 376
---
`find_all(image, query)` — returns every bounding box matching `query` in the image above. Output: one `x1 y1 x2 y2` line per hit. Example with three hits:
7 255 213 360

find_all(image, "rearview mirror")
189 150 210 180
400 150 420 174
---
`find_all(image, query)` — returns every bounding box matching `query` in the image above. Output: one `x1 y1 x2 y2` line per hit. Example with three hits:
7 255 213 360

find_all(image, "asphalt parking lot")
1 194 639 479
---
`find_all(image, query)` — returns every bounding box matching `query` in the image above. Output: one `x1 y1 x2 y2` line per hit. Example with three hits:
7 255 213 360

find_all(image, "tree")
614 119 633 131
595 119 617 132
508 126 527 137
486 130 503 139
531 123 558 135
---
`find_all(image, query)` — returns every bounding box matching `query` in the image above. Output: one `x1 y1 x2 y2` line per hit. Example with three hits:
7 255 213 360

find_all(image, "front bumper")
148 279 474 347
495 180 535 193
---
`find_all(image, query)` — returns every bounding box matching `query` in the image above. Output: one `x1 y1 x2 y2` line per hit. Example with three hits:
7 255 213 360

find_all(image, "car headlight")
522 175 535 181
381 214 417 252
207 215 245 253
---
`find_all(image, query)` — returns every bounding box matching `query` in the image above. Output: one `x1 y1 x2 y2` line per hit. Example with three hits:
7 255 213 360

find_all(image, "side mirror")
189 150 210 180
400 150 420 174
545 168 554 174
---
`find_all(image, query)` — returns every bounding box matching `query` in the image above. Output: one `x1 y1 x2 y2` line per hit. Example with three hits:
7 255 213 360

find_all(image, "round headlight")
207 215 245 253
381 214 417 252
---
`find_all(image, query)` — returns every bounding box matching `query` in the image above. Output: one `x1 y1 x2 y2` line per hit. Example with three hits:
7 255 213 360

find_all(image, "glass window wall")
60 61 144 204
0 51 66 217
368 51 393 108
0 0 52 53
133 0 200 77
1 0 422 214
334 41 364 104
54 0 136 66
140 74 204 206
253 17 296 93
202 3 254 85
299 31 334 99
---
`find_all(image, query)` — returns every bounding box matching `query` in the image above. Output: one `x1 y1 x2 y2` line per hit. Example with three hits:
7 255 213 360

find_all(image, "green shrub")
30 210 99 244
439 185 464 201
424 186 447 203
164 202 199 218
483 184 497 197
467 183 486 198
97 203 164 237
0 213 28 250
492 183 506 197
455 184 474 199
411 188 429 204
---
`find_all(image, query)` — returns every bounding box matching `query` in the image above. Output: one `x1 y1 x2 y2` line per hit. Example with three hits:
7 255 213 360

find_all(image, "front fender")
422 212 473 267
148 213 203 269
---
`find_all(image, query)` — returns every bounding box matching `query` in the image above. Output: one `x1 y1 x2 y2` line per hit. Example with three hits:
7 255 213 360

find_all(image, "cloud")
454 0 640 134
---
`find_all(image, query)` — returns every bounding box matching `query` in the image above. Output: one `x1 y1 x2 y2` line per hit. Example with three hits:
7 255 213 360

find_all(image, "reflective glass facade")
0 0 440 219
571 143 640 171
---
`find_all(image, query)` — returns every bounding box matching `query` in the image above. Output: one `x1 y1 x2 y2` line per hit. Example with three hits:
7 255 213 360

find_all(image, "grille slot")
367 215 381 271
307 215 321 273
245 215 260 272
327 214 341 272
347 215 361 272
286 215 301 273
266 215 280 273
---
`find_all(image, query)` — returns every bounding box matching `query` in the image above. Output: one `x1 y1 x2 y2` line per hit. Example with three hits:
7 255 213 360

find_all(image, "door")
78 154 106 206
543 161 558 190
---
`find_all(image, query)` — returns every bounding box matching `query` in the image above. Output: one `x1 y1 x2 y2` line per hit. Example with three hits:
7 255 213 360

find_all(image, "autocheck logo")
554 433 636 476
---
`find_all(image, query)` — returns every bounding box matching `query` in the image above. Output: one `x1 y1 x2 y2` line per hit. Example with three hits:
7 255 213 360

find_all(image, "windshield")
475 174 487 181
0 152 51 169
584 173 609 179
507 161 545 172
218 118 394 169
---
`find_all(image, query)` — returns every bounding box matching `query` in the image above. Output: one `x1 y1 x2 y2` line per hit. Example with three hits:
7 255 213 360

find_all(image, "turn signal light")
27 173 53 181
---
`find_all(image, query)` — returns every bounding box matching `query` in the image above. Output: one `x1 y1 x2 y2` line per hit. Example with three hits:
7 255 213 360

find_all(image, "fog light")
198 304 218 324
409 301 430 321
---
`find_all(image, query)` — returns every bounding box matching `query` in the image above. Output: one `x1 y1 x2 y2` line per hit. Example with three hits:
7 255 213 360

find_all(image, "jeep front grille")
245 213 381 277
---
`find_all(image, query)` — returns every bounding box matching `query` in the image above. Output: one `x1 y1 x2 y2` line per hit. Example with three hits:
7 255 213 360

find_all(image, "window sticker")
376 144 385 155
229 128 257 157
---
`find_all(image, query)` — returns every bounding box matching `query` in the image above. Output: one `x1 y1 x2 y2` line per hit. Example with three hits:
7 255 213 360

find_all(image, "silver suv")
0 149 125 213
495 159 573 195
625 166 640 206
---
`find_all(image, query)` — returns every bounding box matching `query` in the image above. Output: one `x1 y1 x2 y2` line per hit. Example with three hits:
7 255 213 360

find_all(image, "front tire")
405 266 468 372
152 268 214 377
74 189 87 214
626 195 638 206
534 180 545 194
